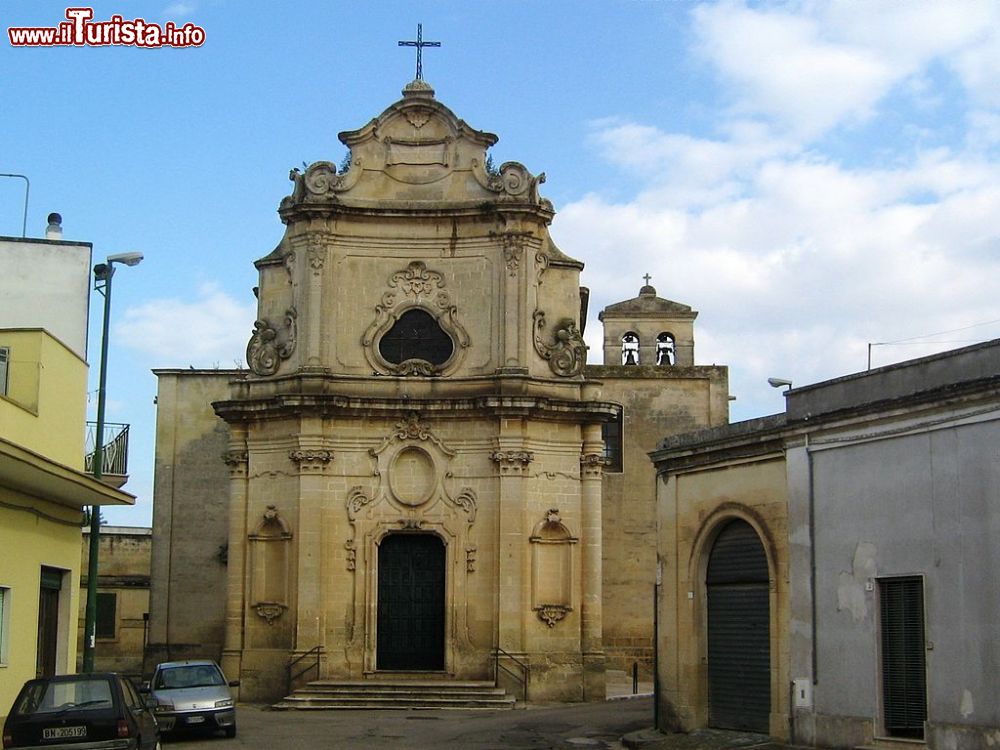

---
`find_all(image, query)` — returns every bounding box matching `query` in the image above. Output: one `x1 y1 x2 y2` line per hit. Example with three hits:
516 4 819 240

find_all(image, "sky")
2 1 998 526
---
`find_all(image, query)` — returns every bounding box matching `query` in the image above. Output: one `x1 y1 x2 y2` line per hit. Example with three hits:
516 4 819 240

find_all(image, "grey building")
651 339 1000 749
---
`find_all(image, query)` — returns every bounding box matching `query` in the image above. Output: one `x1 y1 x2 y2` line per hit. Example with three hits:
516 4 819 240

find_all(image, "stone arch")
656 332 676 366
686 503 781 734
621 331 640 365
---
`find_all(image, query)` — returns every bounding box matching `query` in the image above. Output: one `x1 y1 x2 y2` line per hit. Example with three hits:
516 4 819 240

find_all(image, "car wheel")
224 725 237 738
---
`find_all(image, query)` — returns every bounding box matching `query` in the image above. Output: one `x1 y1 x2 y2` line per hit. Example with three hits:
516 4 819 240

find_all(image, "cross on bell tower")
398 23 441 81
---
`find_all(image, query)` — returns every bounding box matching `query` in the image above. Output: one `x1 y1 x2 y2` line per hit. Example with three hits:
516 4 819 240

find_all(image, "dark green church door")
377 534 445 671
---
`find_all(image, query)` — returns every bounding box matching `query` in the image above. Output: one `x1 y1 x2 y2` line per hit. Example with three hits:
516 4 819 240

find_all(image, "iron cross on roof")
398 23 441 81
643 273 652 285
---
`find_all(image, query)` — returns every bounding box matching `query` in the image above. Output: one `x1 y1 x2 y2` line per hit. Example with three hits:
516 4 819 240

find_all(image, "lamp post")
83 251 143 672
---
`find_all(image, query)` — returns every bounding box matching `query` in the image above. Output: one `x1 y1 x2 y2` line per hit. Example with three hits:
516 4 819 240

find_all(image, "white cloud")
691 0 1000 140
115 283 256 368
557 116 1000 422
162 2 196 20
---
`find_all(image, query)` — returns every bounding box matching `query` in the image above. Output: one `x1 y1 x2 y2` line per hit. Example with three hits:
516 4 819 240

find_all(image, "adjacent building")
77 526 152 678
651 339 1000 749
0 224 134 718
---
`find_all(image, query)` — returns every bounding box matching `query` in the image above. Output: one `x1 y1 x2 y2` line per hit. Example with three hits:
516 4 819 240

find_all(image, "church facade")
146 81 728 703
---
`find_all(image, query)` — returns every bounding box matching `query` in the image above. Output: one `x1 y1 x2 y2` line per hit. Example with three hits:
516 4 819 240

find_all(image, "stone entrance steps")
272 679 517 711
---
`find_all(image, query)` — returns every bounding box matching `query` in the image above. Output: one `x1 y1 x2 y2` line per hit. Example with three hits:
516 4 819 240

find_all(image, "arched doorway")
377 534 445 671
706 519 770 732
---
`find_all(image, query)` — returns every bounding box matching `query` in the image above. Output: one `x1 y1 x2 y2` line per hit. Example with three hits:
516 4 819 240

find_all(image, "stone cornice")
214 392 620 426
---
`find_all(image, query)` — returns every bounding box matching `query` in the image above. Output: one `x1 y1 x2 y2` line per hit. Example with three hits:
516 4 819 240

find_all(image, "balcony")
84 422 130 489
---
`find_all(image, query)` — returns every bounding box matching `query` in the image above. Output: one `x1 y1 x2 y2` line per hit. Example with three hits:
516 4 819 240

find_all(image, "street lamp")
82 251 143 672
768 377 793 391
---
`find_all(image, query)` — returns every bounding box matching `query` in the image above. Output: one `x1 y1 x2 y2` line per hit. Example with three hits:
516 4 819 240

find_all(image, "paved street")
162 696 653 750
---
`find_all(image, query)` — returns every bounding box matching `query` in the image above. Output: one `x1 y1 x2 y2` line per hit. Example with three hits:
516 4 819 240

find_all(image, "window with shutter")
879 576 927 739
96 592 117 640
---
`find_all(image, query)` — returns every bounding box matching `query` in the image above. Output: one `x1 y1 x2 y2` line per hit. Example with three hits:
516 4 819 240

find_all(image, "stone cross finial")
398 23 441 81
643 273 652 285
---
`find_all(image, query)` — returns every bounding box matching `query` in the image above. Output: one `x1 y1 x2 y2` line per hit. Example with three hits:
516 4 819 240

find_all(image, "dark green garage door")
707 520 770 733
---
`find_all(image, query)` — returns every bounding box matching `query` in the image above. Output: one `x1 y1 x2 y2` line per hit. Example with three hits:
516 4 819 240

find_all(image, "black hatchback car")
2 673 160 750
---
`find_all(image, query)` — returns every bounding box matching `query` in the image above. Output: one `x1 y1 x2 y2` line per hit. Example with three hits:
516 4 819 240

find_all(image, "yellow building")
77 526 151 679
0 231 134 720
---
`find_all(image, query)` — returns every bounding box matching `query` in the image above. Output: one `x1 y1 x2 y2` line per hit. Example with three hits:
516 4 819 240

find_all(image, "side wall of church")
146 370 236 673
591 365 729 675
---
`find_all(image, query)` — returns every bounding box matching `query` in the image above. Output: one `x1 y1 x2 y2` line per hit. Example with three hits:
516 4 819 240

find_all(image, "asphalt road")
161 696 653 750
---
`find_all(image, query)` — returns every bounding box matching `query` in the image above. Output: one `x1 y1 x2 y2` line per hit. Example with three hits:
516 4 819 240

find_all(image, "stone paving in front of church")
161 693 802 750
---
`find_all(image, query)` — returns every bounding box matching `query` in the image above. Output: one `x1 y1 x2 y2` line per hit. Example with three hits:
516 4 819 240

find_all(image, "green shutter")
39 567 63 591
96 592 117 639
880 577 927 739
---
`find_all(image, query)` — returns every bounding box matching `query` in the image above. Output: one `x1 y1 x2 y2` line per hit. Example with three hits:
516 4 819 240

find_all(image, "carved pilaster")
580 453 609 480
221 450 248 477
307 244 327 275
490 450 534 476
288 449 334 473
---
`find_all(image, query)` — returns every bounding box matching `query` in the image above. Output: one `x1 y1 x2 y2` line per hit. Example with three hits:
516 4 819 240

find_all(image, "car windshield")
155 665 225 689
15 679 114 715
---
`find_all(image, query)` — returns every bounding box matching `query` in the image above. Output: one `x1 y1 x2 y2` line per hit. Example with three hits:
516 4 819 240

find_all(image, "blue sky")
3 1 998 525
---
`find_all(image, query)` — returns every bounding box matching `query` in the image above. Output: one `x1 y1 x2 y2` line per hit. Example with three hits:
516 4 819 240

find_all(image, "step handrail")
493 647 528 702
286 645 323 695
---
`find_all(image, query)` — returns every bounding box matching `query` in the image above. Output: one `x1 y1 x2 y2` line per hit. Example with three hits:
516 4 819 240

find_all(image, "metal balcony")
84 421 129 489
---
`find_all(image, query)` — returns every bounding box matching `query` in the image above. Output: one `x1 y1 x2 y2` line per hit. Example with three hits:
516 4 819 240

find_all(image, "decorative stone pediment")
278 81 554 214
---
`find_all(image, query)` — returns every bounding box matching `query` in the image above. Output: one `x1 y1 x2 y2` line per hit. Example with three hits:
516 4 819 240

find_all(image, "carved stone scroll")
533 310 587 378
246 307 297 376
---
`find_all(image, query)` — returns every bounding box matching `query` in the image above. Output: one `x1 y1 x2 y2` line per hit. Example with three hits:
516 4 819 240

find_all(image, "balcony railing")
85 422 130 479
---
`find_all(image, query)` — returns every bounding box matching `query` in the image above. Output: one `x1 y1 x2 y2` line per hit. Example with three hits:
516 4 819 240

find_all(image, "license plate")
185 716 205 724
43 726 87 739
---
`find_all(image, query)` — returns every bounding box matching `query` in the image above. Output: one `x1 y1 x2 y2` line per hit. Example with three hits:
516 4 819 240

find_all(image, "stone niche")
530 509 577 628
248 505 293 629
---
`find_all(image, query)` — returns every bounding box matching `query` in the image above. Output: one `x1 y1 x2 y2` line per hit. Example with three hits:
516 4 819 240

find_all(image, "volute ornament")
246 307 297 376
533 310 587 378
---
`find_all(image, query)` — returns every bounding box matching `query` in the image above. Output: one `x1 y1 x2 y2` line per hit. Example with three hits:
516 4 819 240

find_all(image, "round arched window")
379 309 454 366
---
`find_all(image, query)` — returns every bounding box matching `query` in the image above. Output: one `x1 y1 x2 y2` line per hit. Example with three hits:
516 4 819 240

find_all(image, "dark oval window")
379 309 454 366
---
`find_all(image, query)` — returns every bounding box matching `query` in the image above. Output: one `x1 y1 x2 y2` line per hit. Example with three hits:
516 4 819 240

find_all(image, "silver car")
146 660 238 738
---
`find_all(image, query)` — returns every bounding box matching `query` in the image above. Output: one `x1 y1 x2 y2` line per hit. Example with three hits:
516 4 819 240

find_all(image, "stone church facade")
146 81 728 702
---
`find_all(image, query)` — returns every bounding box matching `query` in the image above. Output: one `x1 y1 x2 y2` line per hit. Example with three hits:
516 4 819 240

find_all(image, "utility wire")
872 317 1000 346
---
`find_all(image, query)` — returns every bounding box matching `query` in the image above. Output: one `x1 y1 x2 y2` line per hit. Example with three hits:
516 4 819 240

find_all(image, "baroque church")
146 78 729 703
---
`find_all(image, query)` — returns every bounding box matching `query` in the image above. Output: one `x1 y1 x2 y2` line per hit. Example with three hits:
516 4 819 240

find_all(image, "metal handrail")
493 647 528 702
286 645 323 695
85 422 129 476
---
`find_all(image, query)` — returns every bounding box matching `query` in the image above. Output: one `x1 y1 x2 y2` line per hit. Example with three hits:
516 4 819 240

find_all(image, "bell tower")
598 279 697 367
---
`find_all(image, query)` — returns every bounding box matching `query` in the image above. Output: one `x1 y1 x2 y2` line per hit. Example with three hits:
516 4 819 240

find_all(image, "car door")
120 677 159 748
